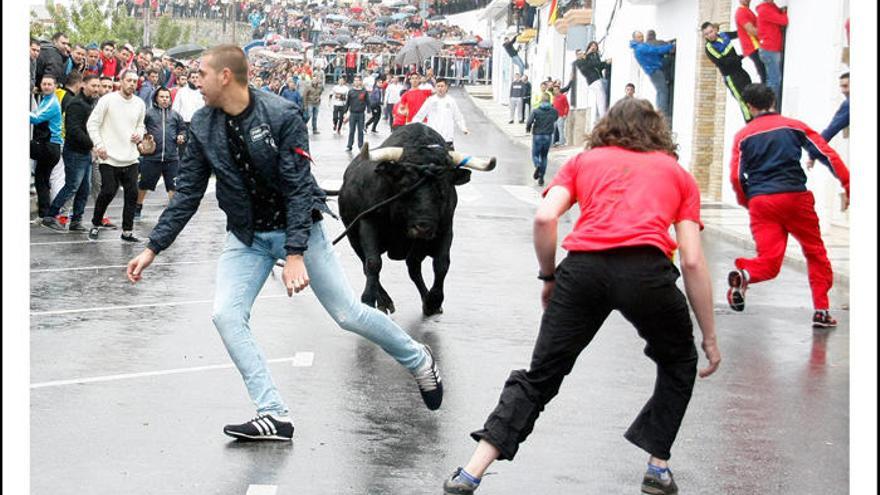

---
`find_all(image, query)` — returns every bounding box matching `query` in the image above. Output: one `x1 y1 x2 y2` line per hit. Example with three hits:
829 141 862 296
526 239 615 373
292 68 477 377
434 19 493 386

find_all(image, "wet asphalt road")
29 89 849 494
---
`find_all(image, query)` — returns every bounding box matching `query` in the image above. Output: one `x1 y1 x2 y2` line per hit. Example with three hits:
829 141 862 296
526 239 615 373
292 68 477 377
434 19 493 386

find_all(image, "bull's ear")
452 168 472 186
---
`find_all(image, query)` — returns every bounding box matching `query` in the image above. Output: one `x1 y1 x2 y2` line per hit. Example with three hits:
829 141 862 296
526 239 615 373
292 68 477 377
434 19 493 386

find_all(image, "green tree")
29 0 142 47
153 15 191 49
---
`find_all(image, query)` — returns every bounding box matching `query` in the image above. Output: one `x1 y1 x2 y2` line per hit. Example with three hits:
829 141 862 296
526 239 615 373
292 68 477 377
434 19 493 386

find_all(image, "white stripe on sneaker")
252 419 267 436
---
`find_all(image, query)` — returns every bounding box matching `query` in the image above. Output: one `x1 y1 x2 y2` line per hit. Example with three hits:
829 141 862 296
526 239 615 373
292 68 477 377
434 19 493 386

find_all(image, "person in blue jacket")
807 72 849 169
630 31 676 121
30 74 64 219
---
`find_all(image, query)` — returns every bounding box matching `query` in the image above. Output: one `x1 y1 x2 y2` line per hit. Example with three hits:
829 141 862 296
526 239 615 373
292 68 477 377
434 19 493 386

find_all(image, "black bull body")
337 123 495 316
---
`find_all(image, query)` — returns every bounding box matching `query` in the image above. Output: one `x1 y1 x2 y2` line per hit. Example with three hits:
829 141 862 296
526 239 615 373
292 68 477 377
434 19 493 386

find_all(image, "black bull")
336 123 495 316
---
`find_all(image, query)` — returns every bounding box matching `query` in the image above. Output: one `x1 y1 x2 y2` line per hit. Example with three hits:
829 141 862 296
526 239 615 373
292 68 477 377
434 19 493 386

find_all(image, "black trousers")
471 247 698 461
365 105 382 132
30 141 61 218
723 68 753 122
347 111 365 150
333 106 346 132
92 163 139 231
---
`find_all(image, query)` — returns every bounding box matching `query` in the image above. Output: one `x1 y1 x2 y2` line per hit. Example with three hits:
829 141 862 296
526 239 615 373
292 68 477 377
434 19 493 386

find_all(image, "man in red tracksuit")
727 84 849 328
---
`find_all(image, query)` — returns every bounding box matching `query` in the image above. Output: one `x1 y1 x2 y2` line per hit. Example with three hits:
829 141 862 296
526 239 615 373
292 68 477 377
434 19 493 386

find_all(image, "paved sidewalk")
462 85 850 286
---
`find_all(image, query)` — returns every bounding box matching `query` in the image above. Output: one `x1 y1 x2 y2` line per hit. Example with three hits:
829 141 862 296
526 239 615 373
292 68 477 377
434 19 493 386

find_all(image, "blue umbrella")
243 39 265 54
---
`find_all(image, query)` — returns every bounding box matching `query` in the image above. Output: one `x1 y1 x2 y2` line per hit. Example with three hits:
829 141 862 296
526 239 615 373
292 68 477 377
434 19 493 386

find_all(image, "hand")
131 133 142 143
126 248 157 283
95 147 108 160
805 158 815 170
698 339 721 378
540 280 555 310
177 134 185 145
282 255 310 296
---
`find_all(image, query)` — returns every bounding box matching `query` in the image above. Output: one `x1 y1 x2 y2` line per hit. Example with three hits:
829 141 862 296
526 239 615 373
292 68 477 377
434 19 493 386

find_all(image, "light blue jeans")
758 49 783 104
648 69 671 121
212 222 428 416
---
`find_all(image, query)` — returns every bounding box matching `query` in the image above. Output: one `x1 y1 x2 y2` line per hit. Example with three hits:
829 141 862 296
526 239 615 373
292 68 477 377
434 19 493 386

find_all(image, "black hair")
101 40 116 50
742 83 776 111
51 32 67 42
840 72 849 79
625 82 635 89
700 21 715 30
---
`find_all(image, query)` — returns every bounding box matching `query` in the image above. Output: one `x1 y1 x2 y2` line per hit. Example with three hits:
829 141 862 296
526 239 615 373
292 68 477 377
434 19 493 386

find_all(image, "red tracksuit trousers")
735 191 834 310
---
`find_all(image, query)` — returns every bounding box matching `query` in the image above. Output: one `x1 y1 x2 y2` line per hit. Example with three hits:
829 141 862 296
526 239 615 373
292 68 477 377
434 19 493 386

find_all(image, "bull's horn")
449 151 497 172
369 147 405 162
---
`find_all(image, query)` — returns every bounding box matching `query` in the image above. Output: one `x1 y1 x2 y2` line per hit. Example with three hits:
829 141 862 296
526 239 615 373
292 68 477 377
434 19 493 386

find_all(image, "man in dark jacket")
42 74 101 232
502 37 526 74
521 75 532 122
126 45 443 441
525 93 558 186
701 22 752 122
344 75 369 151
34 32 71 90
136 86 186 220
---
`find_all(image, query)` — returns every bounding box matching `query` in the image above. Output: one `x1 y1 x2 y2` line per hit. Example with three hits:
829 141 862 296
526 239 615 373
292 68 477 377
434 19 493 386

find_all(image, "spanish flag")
548 0 559 24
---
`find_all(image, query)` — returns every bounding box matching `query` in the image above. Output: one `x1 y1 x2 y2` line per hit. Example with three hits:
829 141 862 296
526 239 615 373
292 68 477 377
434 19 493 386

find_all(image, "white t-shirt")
384 82 404 105
171 85 205 123
87 91 146 167
332 84 349 106
410 93 468 143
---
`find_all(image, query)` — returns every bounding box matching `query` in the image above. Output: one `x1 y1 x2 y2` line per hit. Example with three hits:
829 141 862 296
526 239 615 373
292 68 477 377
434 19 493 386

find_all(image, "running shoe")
223 413 294 441
812 310 838 328
413 345 443 410
41 216 67 232
443 467 479 494
101 218 118 229
88 226 100 241
641 468 678 494
120 232 141 243
68 221 87 232
726 269 748 312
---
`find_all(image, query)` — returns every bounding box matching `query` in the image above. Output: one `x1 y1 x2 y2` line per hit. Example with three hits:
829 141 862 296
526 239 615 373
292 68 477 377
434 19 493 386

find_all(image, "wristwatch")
537 271 555 282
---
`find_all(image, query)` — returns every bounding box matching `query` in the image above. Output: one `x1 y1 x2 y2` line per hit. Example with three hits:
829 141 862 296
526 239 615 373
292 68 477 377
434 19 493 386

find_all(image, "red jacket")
755 2 788 52
553 94 569 118
100 54 118 79
345 52 358 69
734 5 760 57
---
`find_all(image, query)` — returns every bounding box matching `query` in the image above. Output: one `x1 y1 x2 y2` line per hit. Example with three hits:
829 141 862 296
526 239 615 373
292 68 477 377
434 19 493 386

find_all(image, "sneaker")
88 226 100 241
413 345 443 410
101 218 118 230
223 413 294 441
58 215 69 226
532 169 540 180
812 310 838 328
641 467 678 494
537 178 544 187
345 147 352 152
68 221 88 232
120 232 142 243
508 120 514 124
443 467 479 494
41 216 67 232
313 130 320 134
726 269 748 312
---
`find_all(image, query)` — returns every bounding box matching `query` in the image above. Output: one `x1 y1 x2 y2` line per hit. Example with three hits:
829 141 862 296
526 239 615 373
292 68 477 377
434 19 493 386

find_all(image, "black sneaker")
120 232 141 243
41 216 67 232
508 120 514 124
537 177 544 187
532 168 540 180
68 221 87 232
223 413 294 441
812 310 838 328
443 467 479 494
641 468 678 494
726 269 748 312
88 226 100 241
413 345 443 410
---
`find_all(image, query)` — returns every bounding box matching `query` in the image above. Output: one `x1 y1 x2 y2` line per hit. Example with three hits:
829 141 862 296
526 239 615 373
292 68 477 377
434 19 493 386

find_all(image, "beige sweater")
87 91 146 167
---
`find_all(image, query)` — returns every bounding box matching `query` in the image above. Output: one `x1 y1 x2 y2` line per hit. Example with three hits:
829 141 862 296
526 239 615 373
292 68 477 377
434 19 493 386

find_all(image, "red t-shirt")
345 52 358 69
392 101 407 127
544 147 703 257
734 5 760 57
755 2 788 52
553 93 569 117
399 88 433 123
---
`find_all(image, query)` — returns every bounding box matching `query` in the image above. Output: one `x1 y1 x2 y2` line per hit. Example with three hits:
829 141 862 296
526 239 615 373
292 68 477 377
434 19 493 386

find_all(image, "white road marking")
291 352 314 367
30 239 124 246
245 485 278 495
30 353 314 389
502 185 542 206
31 294 288 317
31 260 210 273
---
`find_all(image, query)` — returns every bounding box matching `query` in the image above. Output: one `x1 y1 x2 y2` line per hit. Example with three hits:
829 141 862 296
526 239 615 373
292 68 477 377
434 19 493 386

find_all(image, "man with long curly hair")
442 98 721 495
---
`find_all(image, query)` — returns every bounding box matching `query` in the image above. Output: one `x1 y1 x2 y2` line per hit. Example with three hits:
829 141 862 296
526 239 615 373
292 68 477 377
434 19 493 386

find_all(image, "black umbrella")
427 28 443 37
319 39 340 46
384 37 403 46
364 36 387 45
458 38 478 46
279 38 304 50
347 20 367 28
336 27 352 36
376 15 393 24
335 34 353 45
165 43 205 59
477 39 493 49
394 36 442 65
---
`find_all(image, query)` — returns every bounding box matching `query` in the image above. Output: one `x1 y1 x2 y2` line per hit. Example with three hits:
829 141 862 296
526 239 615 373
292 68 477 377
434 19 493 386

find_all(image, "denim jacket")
147 88 332 256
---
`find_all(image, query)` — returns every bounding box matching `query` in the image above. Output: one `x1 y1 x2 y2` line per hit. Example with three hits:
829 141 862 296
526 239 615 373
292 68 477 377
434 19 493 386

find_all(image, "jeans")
333 106 346 132
511 54 526 74
648 69 671 121
347 111 365 149
554 116 567 146
471 247 698 461
92 163 138 231
47 148 92 221
212 223 428 416
531 134 552 179
30 141 61 218
759 49 783 105
309 105 319 132
748 51 767 84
